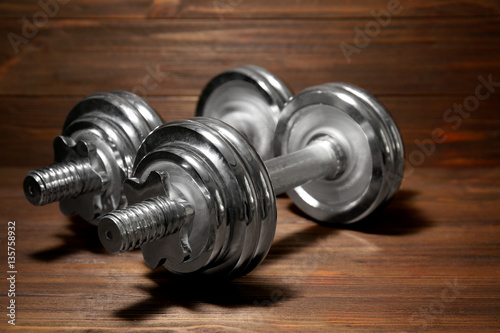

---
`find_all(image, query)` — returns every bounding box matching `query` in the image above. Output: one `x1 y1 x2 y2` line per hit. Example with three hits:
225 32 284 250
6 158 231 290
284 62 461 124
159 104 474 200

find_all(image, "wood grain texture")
0 0 499 331
1 95 499 168
1 18 500 96
1 0 500 18
0 167 499 331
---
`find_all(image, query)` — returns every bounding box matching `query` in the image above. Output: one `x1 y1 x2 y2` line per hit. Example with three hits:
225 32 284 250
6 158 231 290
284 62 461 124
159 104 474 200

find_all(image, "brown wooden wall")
1 0 499 168
0 1 499 331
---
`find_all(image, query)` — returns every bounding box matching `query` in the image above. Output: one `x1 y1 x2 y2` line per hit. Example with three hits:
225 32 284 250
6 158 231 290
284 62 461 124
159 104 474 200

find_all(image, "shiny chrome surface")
196 65 292 160
266 136 346 196
98 118 277 278
23 91 163 224
274 83 405 224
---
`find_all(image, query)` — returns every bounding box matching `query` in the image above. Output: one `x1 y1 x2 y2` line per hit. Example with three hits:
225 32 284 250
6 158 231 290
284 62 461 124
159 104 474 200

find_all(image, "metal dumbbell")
196 65 292 160
97 83 404 279
23 65 285 223
23 91 163 224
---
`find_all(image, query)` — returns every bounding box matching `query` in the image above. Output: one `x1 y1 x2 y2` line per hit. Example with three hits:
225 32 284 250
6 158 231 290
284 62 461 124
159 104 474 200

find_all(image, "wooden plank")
1 95 499 168
1 0 500 19
1 18 499 96
0 96 196 167
4 17 500 55
0 167 498 330
0 0 499 330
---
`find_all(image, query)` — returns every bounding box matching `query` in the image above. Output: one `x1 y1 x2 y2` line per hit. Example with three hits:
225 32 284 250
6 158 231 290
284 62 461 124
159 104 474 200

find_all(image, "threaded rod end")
23 161 102 206
98 197 194 254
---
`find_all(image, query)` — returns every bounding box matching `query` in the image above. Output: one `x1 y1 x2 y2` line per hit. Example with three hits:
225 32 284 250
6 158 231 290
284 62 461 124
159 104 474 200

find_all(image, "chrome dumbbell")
196 65 292 160
22 65 286 223
97 83 404 279
23 91 163 223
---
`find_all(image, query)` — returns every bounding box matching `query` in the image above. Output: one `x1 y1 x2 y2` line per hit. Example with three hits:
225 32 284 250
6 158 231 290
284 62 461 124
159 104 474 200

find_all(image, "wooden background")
0 0 499 331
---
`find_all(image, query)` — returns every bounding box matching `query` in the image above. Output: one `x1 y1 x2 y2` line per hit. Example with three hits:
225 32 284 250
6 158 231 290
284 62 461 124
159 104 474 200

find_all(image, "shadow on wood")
265 190 430 263
30 215 105 261
115 270 295 321
289 190 431 235
265 224 338 262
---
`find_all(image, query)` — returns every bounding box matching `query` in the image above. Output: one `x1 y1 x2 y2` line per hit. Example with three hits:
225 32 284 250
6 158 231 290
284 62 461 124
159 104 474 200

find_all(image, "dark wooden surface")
0 1 499 331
